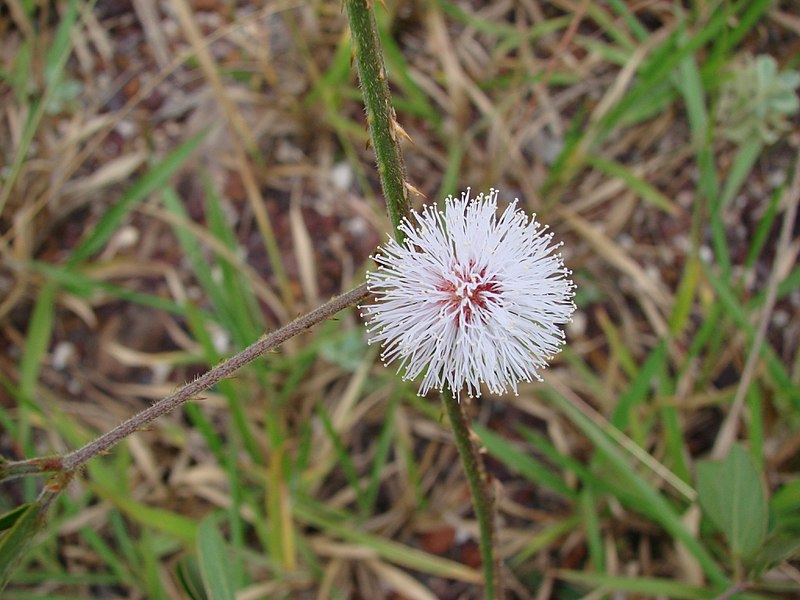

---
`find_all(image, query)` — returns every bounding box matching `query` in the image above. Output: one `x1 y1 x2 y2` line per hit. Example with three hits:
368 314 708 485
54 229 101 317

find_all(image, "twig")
0 284 368 479
62 283 368 471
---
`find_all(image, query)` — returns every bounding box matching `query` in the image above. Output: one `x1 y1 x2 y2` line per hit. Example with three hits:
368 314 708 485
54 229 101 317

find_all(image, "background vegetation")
1 1 799 598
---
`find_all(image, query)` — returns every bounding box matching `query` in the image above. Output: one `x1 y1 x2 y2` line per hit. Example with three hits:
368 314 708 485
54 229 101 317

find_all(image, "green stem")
344 0 411 238
441 390 501 600
345 4 500 597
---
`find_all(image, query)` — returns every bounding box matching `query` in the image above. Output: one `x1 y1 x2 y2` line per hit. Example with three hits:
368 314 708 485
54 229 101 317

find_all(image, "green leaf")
696 444 767 559
0 505 31 532
0 502 43 592
746 536 800 579
176 555 208 600
197 517 236 600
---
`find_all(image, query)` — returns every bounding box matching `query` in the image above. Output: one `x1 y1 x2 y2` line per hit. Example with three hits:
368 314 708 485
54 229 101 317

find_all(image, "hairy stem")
44 284 367 473
344 0 411 238
345 3 500 597
442 390 501 600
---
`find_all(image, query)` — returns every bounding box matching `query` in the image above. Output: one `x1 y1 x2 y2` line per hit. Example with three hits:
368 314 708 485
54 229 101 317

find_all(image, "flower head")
361 189 575 397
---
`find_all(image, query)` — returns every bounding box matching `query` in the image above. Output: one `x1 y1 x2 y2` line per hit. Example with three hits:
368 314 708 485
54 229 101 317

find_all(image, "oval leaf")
696 444 767 559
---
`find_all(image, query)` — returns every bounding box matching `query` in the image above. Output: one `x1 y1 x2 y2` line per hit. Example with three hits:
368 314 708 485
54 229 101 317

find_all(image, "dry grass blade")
170 0 257 153
290 184 320 307
558 206 671 336
711 146 800 459
549 375 696 501
365 558 440 600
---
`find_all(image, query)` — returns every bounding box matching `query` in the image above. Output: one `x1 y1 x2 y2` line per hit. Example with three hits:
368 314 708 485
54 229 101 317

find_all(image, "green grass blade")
675 46 708 146
558 570 715 599
17 282 57 498
316 403 367 514
543 387 728 586
718 141 763 209
474 425 576 500
69 130 208 265
579 487 604 571
606 0 649 41
197 517 237 600
200 173 263 344
611 341 667 430
160 187 236 325
364 392 400 513
29 261 189 315
744 187 781 269
514 425 610 496
702 262 798 406
670 255 701 335
79 525 135 589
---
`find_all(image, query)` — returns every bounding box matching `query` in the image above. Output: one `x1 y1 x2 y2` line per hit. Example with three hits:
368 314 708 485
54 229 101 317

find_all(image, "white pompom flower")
361 188 575 397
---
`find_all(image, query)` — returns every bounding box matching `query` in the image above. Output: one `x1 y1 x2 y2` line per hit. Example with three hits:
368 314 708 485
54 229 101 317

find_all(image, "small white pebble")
330 162 354 191
52 342 76 370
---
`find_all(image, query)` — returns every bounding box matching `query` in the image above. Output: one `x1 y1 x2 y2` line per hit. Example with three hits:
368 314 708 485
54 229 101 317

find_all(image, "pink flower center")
436 262 502 325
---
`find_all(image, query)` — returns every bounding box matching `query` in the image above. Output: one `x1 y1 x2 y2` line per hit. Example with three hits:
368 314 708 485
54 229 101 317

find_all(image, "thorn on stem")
404 180 426 199
392 118 414 144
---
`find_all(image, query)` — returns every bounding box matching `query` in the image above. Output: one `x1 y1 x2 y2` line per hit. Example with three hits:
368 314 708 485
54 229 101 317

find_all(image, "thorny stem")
442 390 502 600
344 0 411 239
345 3 501 597
2 284 368 479
63 284 368 470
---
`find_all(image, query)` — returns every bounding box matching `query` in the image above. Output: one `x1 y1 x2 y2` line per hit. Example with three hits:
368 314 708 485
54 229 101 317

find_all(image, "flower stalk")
344 4 512 598
442 389 502 600
344 0 411 237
